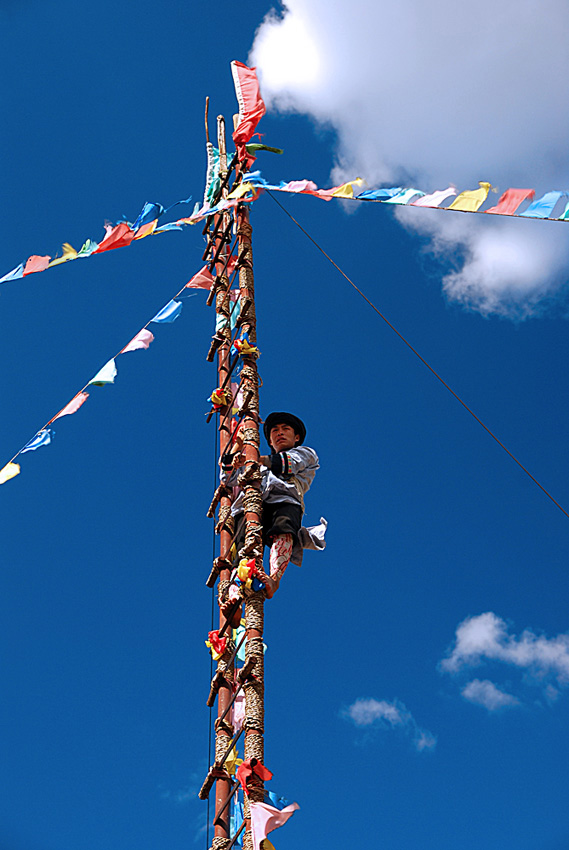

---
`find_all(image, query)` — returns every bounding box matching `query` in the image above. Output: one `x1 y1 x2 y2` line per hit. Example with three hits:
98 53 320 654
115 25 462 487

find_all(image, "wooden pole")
233 128 265 850
206 115 264 850
211 114 235 850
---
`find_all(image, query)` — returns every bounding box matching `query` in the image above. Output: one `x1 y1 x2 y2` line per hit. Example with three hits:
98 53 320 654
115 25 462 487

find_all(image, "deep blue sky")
2 3 569 850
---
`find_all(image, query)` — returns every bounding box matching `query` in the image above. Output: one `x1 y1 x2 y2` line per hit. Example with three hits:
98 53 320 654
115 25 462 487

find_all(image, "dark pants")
234 501 302 554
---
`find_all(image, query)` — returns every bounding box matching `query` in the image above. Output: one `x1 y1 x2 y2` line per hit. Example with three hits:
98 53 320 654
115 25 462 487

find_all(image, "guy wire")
266 189 569 522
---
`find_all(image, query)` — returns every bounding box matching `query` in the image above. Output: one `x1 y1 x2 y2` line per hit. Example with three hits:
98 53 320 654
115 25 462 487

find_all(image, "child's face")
269 423 299 452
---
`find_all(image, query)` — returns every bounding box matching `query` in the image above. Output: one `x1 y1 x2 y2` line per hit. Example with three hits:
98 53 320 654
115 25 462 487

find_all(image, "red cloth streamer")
23 255 51 276
236 759 274 795
485 188 535 215
186 265 214 290
95 223 135 253
207 630 227 656
231 61 266 168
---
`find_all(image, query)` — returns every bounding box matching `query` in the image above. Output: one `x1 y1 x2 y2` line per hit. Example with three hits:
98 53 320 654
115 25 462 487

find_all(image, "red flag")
485 188 535 215
23 255 51 276
236 759 273 795
95 223 135 253
231 61 266 165
207 629 227 656
186 265 214 290
50 391 89 423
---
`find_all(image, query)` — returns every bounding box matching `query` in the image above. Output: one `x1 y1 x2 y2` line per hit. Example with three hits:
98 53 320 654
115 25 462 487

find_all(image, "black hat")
263 412 306 447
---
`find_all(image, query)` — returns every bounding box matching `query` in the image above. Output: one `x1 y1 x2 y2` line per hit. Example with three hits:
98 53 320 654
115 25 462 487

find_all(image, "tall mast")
199 109 265 850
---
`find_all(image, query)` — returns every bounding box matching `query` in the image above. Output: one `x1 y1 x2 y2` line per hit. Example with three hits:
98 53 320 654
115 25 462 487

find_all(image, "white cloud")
344 697 436 752
250 0 569 317
461 678 519 711
440 613 569 710
440 612 569 685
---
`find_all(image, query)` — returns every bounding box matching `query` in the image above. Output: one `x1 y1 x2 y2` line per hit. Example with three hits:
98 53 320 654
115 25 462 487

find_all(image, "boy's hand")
259 455 270 468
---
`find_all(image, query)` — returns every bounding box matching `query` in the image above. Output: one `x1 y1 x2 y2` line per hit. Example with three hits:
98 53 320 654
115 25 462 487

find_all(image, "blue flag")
21 429 54 453
151 299 183 323
519 191 565 218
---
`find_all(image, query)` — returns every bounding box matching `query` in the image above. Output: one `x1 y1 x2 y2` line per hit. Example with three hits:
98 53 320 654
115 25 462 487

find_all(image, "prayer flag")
77 239 99 257
357 187 403 200
0 263 25 283
89 359 117 386
245 143 283 155
227 182 256 200
278 179 319 193
48 243 78 267
557 200 569 221
231 61 266 165
186 266 214 290
216 291 239 332
315 178 365 201
151 299 183 323
330 178 365 199
21 429 54 453
94 223 135 253
485 188 535 215
204 142 222 204
230 800 245 847
383 188 425 205
232 690 245 730
224 747 243 776
265 791 291 810
52 392 89 421
132 202 164 231
0 462 20 485
519 191 565 218
120 329 154 353
236 759 273 795
235 623 246 663
154 222 184 233
448 182 493 212
133 220 157 240
249 802 300 850
411 187 457 207
23 255 51 276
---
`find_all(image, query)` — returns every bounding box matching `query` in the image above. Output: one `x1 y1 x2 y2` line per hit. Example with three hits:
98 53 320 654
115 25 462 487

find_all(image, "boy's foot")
256 567 280 599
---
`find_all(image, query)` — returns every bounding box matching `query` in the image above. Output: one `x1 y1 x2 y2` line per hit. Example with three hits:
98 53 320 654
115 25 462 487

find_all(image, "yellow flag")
448 182 493 212
0 462 20 485
48 243 78 267
260 841 276 850
227 182 254 200
331 178 365 199
224 746 243 776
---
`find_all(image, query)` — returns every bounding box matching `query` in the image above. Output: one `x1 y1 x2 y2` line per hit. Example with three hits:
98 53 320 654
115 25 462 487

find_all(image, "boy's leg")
258 533 293 598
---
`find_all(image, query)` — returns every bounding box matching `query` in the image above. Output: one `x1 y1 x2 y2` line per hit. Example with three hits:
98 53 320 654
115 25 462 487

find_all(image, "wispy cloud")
461 678 519 712
251 0 569 317
440 612 569 708
343 697 436 752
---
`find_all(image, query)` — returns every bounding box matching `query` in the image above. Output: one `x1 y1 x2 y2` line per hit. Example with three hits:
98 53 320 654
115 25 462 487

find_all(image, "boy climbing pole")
220 412 326 609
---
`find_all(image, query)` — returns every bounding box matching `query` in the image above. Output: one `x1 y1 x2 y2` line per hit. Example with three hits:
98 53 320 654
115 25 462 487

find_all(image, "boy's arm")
260 446 319 476
219 450 245 485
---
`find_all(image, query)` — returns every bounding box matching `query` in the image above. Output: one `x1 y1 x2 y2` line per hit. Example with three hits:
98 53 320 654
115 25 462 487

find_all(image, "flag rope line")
3 276 204 468
266 190 569 522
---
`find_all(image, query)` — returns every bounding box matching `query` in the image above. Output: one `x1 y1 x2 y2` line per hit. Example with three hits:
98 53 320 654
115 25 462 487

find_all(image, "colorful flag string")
235 172 569 221
3 172 565 289
0 263 218 485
